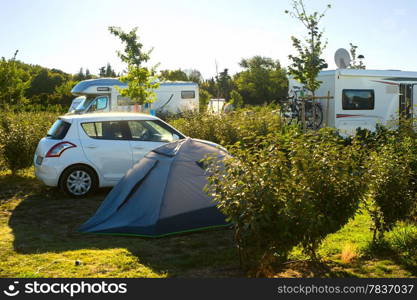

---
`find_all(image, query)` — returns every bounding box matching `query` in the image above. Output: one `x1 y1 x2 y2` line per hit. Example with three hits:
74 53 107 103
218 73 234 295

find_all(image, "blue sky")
1 0 416 78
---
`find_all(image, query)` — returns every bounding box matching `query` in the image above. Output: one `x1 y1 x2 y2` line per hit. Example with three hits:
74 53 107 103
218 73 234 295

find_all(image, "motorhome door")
399 84 413 119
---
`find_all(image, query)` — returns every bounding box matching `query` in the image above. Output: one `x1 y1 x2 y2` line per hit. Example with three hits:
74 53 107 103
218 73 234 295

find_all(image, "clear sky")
1 0 417 78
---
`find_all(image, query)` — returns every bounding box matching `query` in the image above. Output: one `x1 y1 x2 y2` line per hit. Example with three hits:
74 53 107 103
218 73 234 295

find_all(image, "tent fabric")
79 138 229 237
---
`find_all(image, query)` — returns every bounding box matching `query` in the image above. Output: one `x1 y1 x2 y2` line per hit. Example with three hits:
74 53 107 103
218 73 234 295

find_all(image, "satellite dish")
334 48 351 69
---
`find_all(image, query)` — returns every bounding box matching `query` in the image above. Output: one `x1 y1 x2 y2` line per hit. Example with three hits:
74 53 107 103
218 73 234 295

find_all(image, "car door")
127 119 180 164
79 120 133 183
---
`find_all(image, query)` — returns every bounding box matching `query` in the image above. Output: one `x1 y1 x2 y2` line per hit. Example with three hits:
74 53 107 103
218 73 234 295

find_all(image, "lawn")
0 167 416 278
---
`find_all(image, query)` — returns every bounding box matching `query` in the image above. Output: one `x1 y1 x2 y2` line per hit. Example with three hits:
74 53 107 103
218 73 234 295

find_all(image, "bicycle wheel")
305 102 323 129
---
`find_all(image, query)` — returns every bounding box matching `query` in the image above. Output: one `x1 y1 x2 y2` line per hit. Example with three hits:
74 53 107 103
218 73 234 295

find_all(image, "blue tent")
79 138 229 237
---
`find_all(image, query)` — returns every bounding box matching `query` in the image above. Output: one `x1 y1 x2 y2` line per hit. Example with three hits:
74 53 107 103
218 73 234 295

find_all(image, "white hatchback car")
34 112 186 197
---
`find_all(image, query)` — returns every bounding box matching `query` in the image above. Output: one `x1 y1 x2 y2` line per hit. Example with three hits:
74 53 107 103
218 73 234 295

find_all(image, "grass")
0 167 416 278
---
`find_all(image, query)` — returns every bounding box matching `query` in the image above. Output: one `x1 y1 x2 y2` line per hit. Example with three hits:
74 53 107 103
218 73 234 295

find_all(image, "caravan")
290 69 417 134
69 78 199 115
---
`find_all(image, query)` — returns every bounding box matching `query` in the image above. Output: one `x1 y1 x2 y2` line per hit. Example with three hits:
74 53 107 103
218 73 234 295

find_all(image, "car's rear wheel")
60 165 98 198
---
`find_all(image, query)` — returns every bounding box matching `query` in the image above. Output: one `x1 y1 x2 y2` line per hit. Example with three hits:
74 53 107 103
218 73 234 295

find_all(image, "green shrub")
169 105 283 148
365 135 417 241
0 112 57 174
388 224 417 255
206 129 367 274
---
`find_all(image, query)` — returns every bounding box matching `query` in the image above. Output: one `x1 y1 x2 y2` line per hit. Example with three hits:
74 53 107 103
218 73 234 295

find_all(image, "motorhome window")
181 91 195 99
46 119 71 139
127 120 182 142
117 95 133 106
88 96 108 112
81 121 127 140
74 95 96 112
342 89 374 110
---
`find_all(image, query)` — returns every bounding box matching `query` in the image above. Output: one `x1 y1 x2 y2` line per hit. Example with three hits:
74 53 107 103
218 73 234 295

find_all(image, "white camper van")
69 78 199 115
289 69 417 134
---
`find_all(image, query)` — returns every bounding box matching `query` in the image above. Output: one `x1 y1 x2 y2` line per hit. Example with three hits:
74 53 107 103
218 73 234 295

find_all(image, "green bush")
169 105 283 148
206 129 367 274
365 135 417 241
0 112 57 174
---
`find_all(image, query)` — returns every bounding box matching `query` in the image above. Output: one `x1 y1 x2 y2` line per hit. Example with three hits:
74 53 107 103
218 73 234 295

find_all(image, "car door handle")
133 146 144 149
86 145 97 149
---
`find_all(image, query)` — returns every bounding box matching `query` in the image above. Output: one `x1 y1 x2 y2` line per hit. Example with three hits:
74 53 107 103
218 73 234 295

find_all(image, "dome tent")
79 138 229 237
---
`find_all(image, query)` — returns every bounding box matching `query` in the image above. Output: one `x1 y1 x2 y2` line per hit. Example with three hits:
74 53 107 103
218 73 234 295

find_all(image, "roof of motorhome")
60 112 159 122
71 78 198 94
320 69 417 78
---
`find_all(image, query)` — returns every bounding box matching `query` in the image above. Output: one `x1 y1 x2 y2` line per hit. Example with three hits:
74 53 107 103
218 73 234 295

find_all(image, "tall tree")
216 68 233 100
106 63 117 77
234 56 288 105
74 67 85 81
85 68 92 79
200 78 217 98
286 0 330 93
99 63 117 77
109 26 159 105
0 50 31 108
159 69 188 81
185 69 203 84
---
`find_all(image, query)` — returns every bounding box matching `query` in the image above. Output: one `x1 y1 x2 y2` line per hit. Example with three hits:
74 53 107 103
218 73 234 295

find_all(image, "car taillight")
45 142 76 158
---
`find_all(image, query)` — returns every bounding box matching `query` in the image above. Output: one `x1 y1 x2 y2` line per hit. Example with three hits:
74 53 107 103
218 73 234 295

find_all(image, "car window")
47 119 71 139
127 120 178 142
81 121 126 140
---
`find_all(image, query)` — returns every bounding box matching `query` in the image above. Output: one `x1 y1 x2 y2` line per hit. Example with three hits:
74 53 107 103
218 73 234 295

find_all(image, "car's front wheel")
59 165 98 198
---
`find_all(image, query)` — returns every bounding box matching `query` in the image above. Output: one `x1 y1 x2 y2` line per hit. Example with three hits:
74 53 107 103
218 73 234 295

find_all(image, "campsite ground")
0 168 416 278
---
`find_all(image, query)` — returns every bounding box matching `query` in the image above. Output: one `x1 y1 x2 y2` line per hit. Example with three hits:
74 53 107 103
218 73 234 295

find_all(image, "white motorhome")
289 69 417 134
69 78 199 115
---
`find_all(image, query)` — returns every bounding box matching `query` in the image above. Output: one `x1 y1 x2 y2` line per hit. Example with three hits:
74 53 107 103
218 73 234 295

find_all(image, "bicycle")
278 86 323 130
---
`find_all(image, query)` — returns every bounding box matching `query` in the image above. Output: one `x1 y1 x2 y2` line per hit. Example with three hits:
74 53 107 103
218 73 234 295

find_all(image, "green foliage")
365 135 417 241
109 26 159 105
349 43 366 70
169 106 282 148
200 78 217 99
0 112 57 174
216 69 233 100
74 67 95 81
186 69 203 84
160 69 202 85
199 89 211 113
229 90 243 109
234 56 288 105
26 68 64 97
286 0 330 93
0 51 31 109
388 224 417 255
206 128 366 274
160 69 189 82
99 63 117 77
119 65 159 105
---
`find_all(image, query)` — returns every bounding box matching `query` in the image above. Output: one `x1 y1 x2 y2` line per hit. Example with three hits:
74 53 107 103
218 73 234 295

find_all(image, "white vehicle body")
69 78 199 115
207 98 226 114
289 69 417 134
34 112 187 196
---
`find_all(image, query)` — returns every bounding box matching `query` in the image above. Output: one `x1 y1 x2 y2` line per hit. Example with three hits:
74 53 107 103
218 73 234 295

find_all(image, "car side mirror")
172 134 180 141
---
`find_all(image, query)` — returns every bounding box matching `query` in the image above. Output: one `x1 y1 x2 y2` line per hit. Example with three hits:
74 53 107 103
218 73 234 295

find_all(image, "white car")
34 112 186 197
